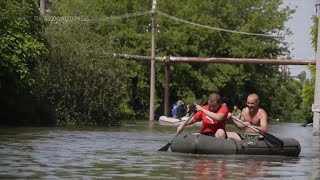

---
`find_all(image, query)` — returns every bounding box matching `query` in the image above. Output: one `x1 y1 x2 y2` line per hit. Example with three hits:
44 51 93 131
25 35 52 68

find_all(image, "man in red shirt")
176 93 229 139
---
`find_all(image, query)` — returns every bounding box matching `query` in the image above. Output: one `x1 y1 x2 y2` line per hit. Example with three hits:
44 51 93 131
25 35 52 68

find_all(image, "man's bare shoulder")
258 108 267 115
242 107 249 113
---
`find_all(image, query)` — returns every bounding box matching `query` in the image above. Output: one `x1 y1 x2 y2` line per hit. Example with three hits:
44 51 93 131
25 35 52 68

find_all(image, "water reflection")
172 156 269 180
170 154 316 180
192 159 227 180
237 159 267 179
0 123 319 179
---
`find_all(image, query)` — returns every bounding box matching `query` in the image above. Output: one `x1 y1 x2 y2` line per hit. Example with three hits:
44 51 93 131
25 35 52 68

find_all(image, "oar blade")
158 112 196 152
158 143 171 151
259 131 284 148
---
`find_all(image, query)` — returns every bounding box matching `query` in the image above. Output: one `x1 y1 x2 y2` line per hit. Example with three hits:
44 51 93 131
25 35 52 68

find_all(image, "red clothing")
193 105 229 133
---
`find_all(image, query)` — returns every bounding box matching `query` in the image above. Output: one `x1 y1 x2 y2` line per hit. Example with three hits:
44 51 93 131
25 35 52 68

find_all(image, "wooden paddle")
158 112 195 151
230 115 284 149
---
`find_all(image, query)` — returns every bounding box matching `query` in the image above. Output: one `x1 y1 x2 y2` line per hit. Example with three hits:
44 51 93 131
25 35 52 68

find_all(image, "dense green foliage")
0 0 47 125
0 0 45 87
298 65 316 124
1 0 311 126
296 15 318 124
34 22 130 125
90 0 299 121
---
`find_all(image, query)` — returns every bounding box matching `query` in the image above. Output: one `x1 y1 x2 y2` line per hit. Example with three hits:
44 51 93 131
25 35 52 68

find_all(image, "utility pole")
149 0 157 121
313 0 320 135
40 0 46 15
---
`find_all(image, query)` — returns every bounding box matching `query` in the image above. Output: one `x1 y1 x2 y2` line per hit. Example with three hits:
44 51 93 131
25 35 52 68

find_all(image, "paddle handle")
231 116 284 150
176 112 195 135
230 115 260 133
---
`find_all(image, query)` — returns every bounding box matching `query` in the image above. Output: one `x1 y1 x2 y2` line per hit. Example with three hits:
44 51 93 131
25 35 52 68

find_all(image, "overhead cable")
90 11 150 22
158 11 283 38
83 10 283 38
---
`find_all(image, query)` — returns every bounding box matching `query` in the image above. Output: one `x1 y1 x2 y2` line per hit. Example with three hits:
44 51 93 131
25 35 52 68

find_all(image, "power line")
158 11 283 38
45 9 285 38
89 11 150 22
69 10 284 38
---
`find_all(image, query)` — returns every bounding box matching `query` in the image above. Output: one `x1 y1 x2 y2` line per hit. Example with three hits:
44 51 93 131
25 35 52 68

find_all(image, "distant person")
231 105 241 119
176 93 229 139
172 101 181 118
172 100 186 119
227 94 268 140
176 101 187 119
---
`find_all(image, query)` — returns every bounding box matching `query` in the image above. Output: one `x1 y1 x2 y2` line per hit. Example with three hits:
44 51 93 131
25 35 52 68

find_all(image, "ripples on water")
0 122 319 179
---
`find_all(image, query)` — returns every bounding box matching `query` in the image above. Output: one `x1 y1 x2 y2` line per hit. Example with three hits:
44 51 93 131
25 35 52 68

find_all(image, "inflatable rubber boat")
170 134 301 157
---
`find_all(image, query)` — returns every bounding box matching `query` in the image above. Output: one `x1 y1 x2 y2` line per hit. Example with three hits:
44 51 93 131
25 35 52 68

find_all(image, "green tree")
47 0 152 120
296 15 317 124
34 19 131 125
0 0 47 125
155 0 296 119
42 0 298 122
298 65 316 124
0 0 45 88
297 71 307 84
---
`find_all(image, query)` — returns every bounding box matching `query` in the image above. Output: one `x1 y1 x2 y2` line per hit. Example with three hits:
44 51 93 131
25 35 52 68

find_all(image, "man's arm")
232 109 247 130
176 114 197 133
195 104 225 121
255 109 268 132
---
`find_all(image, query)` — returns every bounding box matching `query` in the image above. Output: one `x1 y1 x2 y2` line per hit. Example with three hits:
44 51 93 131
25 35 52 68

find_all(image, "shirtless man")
227 93 268 140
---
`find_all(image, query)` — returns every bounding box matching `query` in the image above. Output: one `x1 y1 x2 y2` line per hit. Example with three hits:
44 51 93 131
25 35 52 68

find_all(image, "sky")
283 0 315 77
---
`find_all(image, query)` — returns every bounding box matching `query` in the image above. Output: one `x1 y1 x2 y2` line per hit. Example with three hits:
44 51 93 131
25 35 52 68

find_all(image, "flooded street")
0 122 319 179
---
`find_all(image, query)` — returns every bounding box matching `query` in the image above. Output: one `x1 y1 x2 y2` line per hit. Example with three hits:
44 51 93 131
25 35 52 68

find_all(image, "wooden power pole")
149 0 157 121
313 1 320 135
40 0 45 15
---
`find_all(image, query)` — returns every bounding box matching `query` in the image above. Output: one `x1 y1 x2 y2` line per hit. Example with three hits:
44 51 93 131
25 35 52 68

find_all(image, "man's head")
208 93 221 111
233 105 238 110
246 93 259 112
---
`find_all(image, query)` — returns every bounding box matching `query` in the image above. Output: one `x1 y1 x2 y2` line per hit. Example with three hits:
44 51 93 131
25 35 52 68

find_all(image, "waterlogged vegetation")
0 0 316 126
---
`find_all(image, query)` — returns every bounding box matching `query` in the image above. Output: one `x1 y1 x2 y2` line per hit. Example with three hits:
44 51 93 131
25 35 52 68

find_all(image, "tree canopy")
1 0 310 125
0 0 47 125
